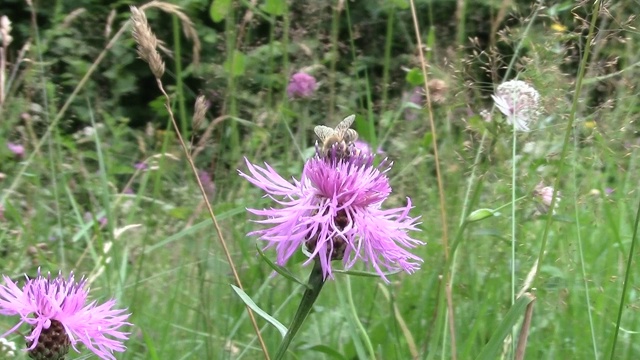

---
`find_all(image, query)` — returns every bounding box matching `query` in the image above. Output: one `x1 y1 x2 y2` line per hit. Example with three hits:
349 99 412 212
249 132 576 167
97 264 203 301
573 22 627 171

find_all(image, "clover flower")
287 72 317 98
240 144 423 282
0 270 131 360
491 80 540 132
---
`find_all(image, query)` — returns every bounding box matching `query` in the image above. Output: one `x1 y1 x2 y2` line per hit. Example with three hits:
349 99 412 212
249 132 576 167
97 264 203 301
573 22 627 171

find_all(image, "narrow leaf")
333 269 402 278
474 294 535 360
230 284 288 338
256 245 310 288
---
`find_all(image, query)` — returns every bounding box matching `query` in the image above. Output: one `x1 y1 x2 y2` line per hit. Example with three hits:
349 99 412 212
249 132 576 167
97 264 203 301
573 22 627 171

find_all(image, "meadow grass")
0 0 639 359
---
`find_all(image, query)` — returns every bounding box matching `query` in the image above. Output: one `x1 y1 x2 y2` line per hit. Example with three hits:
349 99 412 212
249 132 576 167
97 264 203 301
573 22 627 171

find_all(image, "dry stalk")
409 0 456 358
105 9 116 39
515 294 535 360
129 6 269 359
0 15 12 107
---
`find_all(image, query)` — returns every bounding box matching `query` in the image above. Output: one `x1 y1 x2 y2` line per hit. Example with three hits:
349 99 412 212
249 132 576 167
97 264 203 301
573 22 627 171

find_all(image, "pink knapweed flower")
240 144 423 282
0 270 131 360
491 80 540 132
287 72 317 98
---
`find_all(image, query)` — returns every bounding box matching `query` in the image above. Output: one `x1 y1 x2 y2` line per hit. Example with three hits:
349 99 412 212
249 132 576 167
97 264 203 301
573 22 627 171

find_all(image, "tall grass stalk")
608 198 640 359
573 134 598 358
408 0 455 358
129 6 270 358
533 0 601 286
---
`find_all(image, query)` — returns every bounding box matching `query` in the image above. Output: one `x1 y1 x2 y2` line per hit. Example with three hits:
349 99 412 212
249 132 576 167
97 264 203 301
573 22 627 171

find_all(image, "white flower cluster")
492 80 541 132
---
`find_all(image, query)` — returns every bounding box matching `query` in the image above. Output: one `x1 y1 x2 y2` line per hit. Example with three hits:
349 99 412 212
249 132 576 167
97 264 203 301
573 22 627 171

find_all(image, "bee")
314 115 359 158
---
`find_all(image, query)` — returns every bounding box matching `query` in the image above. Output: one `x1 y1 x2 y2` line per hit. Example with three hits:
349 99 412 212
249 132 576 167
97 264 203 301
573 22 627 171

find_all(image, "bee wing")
344 128 358 143
314 125 334 141
334 115 356 135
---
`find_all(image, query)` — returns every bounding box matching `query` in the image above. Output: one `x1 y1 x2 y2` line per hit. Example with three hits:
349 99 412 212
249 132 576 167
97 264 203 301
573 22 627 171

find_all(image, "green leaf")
422 132 433 149
230 285 288 338
256 245 310 289
388 0 410 9
210 0 232 23
405 68 424 86
223 51 246 77
262 0 285 16
474 294 535 360
333 269 402 278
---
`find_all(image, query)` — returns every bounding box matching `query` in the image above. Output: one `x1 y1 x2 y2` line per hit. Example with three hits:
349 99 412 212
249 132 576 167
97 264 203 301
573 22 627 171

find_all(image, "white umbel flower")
491 80 541 132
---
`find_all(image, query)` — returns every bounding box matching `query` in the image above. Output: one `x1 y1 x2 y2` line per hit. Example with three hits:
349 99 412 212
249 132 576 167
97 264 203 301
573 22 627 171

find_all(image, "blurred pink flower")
287 72 317 98
533 182 560 215
7 142 24 157
197 169 216 199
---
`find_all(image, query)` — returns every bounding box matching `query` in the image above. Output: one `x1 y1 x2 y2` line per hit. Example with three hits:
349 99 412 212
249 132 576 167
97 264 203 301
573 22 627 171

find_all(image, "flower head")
287 72 317 98
533 182 560 215
240 141 423 282
491 80 540 132
0 270 131 360
7 143 24 157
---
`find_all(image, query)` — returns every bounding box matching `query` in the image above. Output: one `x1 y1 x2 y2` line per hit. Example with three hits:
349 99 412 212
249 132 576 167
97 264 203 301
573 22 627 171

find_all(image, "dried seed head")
192 95 209 131
130 6 165 78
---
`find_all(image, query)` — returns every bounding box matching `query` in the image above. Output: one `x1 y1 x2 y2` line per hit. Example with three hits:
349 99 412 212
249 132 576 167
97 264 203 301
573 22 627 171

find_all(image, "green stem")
511 122 517 307
608 197 640 359
510 115 517 359
275 260 326 360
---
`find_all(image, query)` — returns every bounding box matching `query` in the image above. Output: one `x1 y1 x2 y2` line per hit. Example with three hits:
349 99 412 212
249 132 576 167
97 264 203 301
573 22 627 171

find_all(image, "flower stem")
274 260 326 360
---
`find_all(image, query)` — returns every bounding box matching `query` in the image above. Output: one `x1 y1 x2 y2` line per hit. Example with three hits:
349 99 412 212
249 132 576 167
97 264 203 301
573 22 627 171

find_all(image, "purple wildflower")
197 169 216 199
287 72 317 98
491 80 541 132
133 162 147 170
0 270 131 360
239 146 423 282
6 142 24 157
